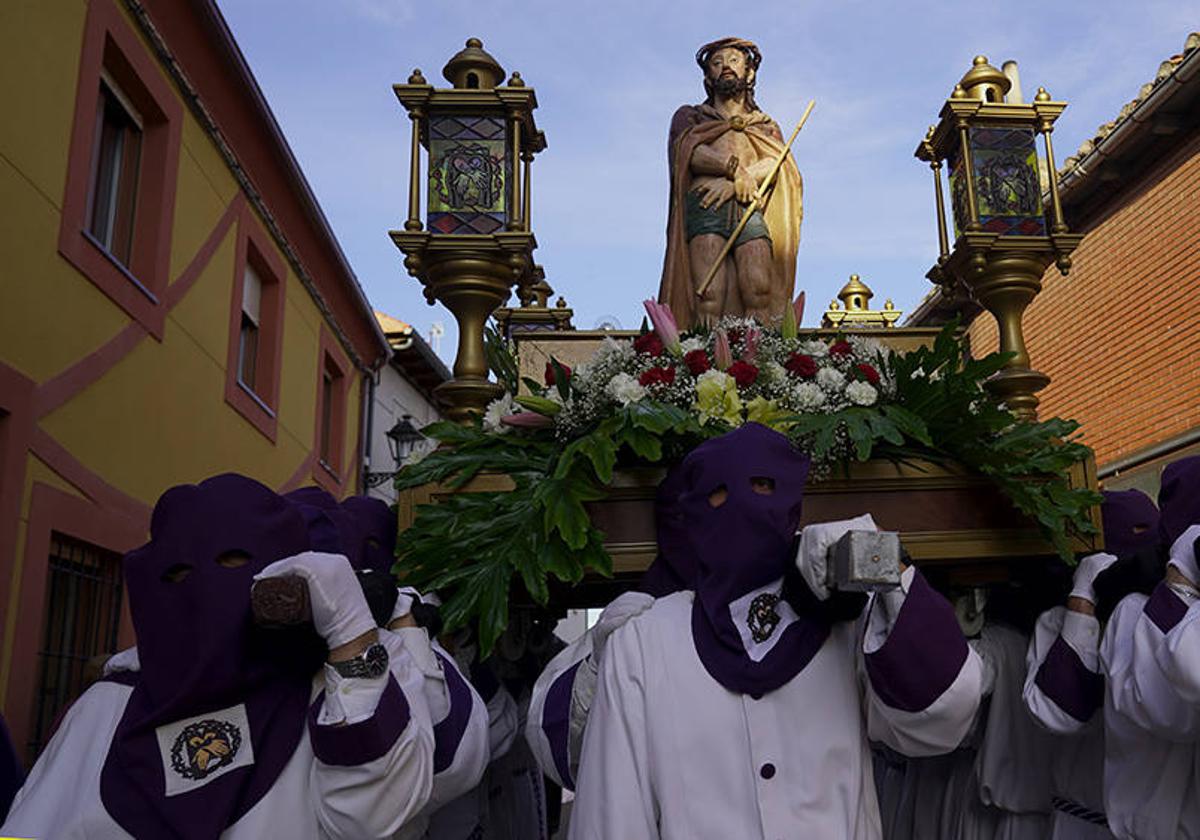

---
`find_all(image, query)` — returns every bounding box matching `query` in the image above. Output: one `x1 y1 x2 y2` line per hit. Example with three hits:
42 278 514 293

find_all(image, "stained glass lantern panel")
427 116 510 235
950 125 1046 238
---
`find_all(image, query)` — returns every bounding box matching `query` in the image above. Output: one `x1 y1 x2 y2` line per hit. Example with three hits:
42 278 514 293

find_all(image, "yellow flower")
745 396 790 431
694 370 743 426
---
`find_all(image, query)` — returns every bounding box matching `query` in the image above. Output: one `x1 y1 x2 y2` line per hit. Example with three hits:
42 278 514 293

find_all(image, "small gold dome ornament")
838 273 873 311
1034 86 1052 102
821 275 903 328
407 68 427 85
958 55 1011 103
442 37 505 89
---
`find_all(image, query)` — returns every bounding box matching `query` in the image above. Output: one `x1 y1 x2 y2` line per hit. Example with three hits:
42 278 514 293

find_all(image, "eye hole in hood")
215 549 252 569
162 563 193 583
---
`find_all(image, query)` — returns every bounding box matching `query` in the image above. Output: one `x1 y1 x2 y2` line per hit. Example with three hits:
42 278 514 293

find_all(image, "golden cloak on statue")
658 37 804 330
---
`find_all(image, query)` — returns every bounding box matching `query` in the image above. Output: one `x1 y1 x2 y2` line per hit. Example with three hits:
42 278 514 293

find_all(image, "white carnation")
799 340 829 357
680 337 705 354
793 382 827 411
845 381 878 406
607 372 647 406
816 367 845 390
696 368 731 388
482 393 514 433
756 361 785 385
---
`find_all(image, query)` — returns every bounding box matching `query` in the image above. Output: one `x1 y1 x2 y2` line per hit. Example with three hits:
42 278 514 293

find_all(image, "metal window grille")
27 532 124 762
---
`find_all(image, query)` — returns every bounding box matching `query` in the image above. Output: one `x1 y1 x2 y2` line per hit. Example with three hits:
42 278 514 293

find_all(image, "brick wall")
969 129 1200 468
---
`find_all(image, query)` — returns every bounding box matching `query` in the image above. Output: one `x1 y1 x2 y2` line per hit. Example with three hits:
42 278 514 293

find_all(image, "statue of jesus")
658 37 803 329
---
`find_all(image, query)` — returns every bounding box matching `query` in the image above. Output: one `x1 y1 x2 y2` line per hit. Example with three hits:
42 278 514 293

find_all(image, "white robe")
1 656 435 839
964 623 1055 840
882 623 1054 840
526 591 653 792
1022 606 1113 840
424 683 521 839
1100 586 1200 840
380 628 490 840
567 568 982 840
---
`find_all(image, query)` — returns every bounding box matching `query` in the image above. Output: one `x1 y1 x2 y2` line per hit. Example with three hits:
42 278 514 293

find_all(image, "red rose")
633 332 665 357
784 353 817 378
638 366 677 387
856 363 881 385
544 360 571 386
684 349 711 375
829 340 853 357
727 360 759 388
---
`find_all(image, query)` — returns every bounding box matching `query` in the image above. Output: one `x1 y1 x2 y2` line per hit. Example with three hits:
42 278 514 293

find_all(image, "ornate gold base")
391 230 537 421
434 378 504 423
985 367 1050 422
941 232 1083 422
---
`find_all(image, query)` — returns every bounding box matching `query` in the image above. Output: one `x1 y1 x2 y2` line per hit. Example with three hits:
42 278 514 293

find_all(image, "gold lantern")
916 57 1083 420
391 39 546 422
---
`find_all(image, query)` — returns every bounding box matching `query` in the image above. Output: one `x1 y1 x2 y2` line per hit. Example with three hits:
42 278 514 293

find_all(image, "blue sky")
217 0 1195 357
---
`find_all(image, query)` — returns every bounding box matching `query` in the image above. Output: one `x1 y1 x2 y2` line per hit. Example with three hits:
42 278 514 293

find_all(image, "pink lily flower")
714 329 733 371
743 325 761 362
500 412 554 429
793 291 806 327
643 299 681 355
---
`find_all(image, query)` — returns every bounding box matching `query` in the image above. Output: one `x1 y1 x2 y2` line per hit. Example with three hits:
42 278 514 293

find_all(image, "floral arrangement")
396 300 1101 651
485 299 907 475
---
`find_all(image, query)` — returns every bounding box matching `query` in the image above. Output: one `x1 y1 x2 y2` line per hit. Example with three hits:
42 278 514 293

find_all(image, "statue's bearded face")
706 47 752 98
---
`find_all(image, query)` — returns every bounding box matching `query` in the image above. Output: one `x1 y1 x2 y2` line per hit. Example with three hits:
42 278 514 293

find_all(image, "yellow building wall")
0 0 367 729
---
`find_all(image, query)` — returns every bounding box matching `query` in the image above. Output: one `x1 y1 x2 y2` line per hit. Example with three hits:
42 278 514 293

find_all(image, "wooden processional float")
389 43 1101 610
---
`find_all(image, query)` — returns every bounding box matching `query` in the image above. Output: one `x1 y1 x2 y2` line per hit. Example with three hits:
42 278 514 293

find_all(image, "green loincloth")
684 190 772 248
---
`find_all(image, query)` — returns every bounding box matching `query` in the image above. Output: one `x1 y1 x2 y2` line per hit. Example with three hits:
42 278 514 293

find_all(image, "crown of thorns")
695 39 762 72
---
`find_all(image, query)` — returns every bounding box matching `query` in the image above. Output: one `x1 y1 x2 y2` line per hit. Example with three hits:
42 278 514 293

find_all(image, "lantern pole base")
391 230 536 423
942 232 1082 423
985 367 1050 422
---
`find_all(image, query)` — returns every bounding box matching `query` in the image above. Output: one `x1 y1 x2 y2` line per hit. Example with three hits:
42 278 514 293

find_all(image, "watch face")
363 642 389 678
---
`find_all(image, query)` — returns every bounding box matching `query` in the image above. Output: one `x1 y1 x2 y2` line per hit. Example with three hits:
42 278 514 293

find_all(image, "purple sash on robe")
680 424 831 695
100 474 323 840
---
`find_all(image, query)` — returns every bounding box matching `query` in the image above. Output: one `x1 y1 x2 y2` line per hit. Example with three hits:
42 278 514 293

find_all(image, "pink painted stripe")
34 195 245 418
29 427 152 523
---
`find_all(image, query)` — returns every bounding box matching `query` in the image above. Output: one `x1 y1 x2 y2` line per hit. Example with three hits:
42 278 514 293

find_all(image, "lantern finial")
443 38 505 89
958 56 1010 103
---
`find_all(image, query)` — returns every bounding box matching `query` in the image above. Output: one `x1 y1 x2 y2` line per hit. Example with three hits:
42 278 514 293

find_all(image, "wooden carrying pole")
696 99 815 299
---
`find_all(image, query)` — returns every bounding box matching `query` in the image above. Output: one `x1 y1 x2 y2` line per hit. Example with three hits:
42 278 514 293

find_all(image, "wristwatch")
331 642 389 679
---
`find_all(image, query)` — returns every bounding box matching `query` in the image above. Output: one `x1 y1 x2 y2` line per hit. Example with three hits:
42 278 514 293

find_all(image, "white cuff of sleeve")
318 665 389 725
865 566 916 653
1060 610 1101 670
390 626 442 679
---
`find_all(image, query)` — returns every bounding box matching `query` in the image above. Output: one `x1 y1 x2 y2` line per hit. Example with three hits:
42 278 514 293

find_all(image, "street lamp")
916 56 1083 420
366 415 426 489
391 38 546 422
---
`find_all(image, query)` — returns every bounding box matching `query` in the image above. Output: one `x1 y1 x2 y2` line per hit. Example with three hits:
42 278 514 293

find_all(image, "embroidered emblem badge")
747 592 782 643
170 719 242 780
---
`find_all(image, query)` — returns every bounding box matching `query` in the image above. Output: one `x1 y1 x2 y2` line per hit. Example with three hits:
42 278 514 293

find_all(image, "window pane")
320 371 334 464
238 315 259 392
87 85 141 267
29 534 123 762
242 263 263 326
110 121 141 266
